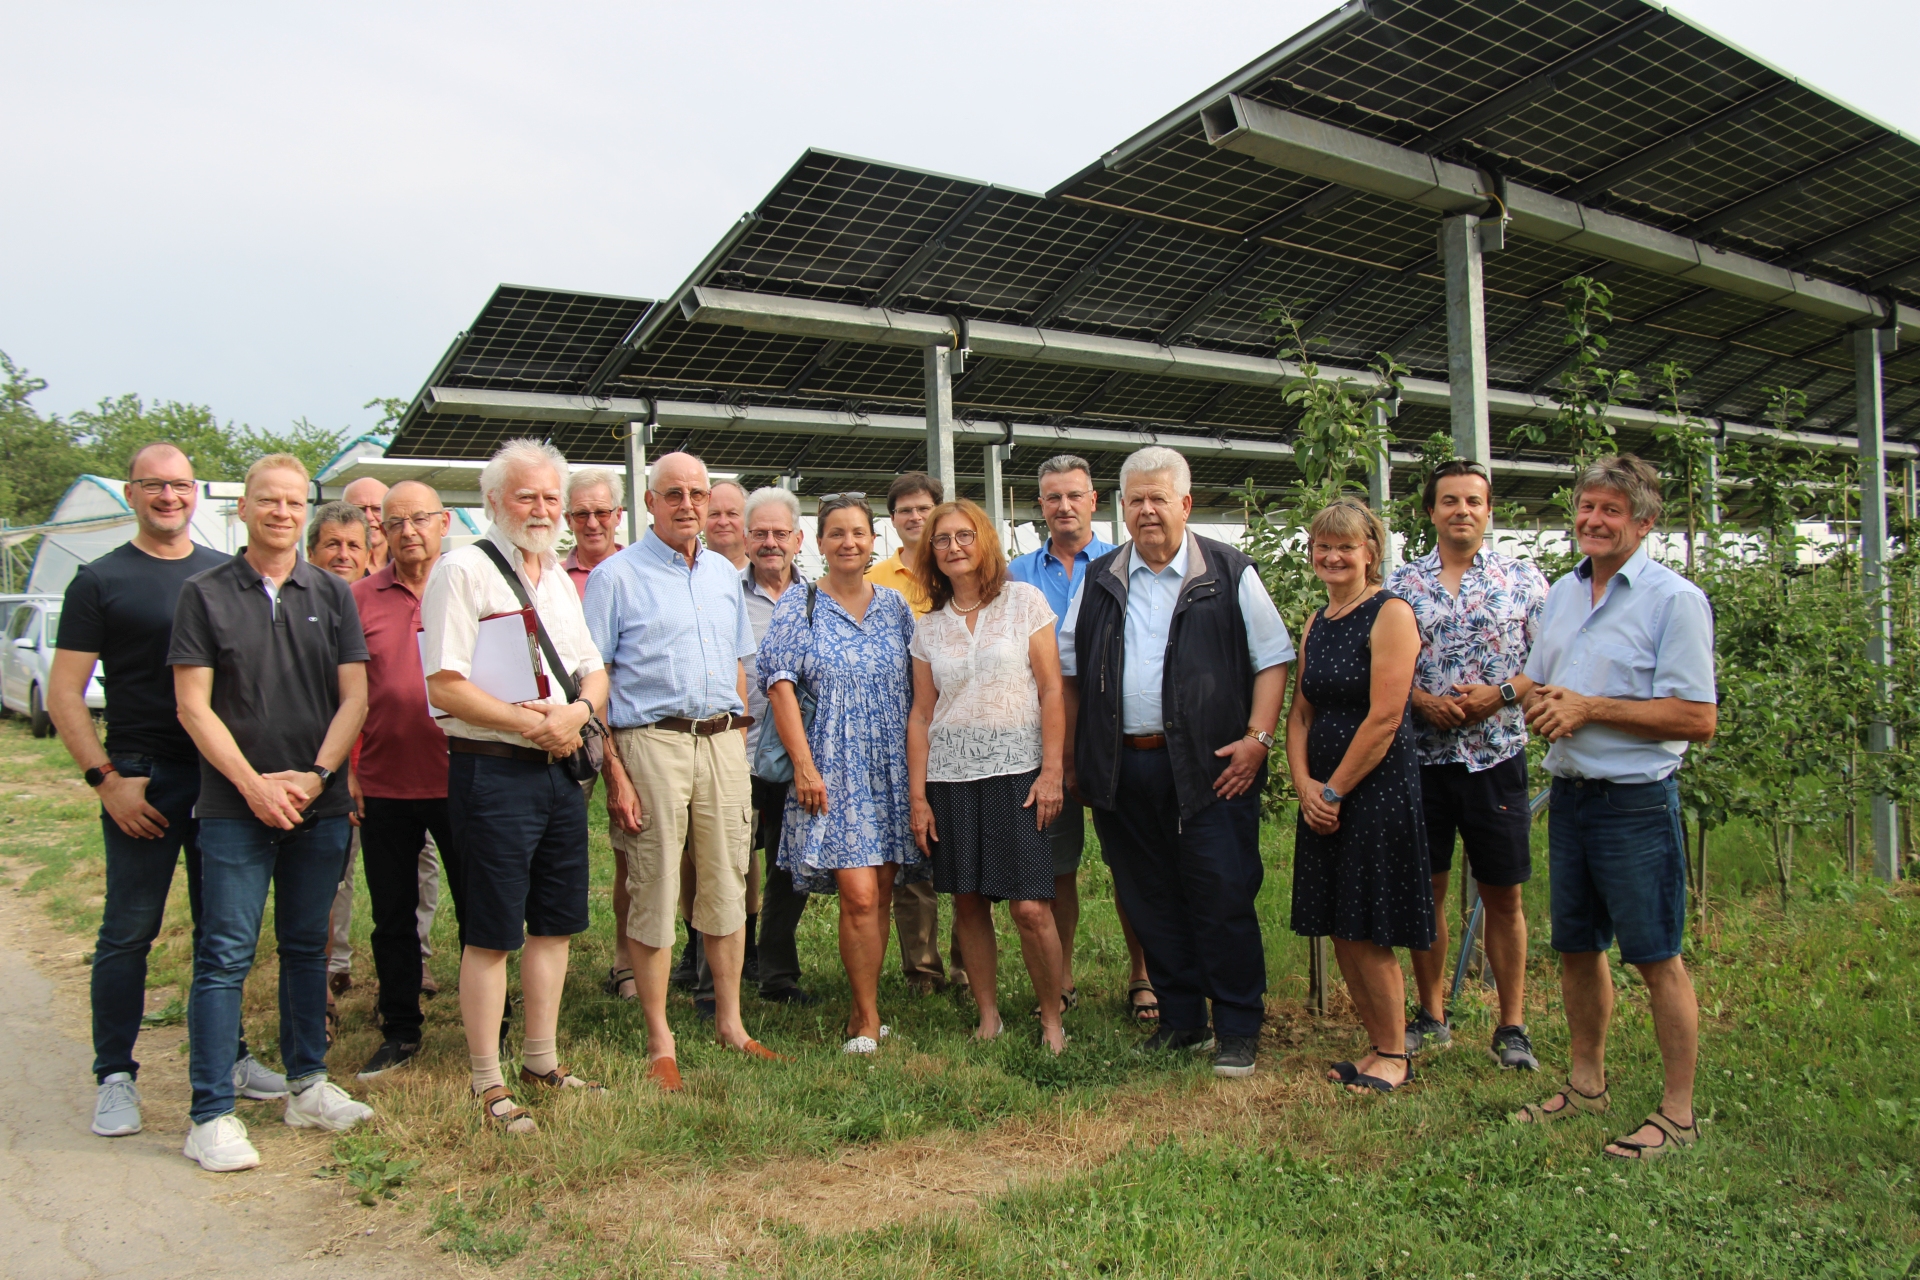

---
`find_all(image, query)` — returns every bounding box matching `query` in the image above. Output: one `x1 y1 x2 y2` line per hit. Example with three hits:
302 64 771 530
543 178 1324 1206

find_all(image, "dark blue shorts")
1548 775 1687 964
447 752 590 951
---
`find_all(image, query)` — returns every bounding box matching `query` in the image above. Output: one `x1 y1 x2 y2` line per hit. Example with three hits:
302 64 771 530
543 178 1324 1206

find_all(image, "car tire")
29 684 52 738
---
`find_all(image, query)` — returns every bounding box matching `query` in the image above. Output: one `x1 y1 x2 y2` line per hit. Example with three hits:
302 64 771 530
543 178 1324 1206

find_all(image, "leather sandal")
519 1064 605 1092
732 1039 784 1061
1127 980 1160 1023
1346 1048 1416 1093
602 966 637 1001
1513 1081 1610 1125
646 1057 684 1093
477 1084 537 1134
1605 1106 1697 1161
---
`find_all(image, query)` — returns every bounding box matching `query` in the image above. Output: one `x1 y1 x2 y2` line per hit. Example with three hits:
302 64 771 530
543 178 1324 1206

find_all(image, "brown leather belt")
1123 733 1168 751
641 713 755 736
449 738 551 765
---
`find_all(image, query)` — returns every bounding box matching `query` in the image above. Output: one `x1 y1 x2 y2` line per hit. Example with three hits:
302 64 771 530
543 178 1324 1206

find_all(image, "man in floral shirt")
1385 460 1548 1070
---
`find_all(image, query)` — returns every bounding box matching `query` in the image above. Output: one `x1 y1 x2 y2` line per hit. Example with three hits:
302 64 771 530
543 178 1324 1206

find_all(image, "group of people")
49 428 1714 1172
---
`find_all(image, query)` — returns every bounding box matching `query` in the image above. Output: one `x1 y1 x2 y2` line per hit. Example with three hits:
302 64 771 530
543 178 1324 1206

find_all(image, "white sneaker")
91 1073 142 1137
233 1053 290 1100
284 1080 374 1132
183 1113 261 1171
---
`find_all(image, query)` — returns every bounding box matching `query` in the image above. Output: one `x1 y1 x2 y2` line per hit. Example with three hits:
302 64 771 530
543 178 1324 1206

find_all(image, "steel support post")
1857 327 1900 881
924 346 958 500
1367 400 1398 572
984 442 1006 540
1441 214 1492 465
1113 489 1125 545
624 421 647 544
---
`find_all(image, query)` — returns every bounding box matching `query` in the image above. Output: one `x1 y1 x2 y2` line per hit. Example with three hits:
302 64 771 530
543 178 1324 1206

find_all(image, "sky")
5 0 1919 441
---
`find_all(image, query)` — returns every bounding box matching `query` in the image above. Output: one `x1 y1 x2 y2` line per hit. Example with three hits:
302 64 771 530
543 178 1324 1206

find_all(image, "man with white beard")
421 439 611 1133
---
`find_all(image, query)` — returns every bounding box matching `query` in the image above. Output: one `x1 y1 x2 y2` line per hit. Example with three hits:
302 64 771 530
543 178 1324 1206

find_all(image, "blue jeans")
1548 776 1688 965
92 756 253 1081
188 814 349 1123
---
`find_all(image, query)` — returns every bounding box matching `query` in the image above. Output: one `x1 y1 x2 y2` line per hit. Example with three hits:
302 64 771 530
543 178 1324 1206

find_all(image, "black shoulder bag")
475 541 609 783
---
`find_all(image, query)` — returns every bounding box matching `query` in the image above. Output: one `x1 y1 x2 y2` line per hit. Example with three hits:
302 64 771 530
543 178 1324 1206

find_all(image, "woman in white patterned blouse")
906 500 1068 1052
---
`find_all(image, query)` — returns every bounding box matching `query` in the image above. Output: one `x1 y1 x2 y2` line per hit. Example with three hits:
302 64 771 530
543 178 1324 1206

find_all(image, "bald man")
343 476 391 572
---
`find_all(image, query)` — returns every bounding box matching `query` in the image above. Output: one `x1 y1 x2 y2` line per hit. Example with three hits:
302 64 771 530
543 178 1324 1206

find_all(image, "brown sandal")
519 1064 605 1092
1513 1081 1610 1125
646 1057 684 1093
477 1085 537 1134
1605 1106 1697 1161
732 1039 785 1061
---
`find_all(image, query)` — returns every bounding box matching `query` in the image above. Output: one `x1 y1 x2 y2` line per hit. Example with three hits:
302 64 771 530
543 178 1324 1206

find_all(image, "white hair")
480 439 569 518
743 486 800 529
1119 446 1191 499
647 451 711 494
566 466 623 509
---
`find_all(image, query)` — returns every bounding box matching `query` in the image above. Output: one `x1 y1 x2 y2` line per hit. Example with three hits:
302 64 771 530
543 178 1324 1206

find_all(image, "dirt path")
0 859 462 1280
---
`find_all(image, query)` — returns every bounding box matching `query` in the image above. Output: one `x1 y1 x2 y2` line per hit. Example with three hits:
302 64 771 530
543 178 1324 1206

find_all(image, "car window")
4 605 29 641
22 610 42 646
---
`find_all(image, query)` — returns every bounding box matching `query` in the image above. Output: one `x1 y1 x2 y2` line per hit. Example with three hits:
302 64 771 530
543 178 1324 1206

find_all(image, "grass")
2 713 1916 1277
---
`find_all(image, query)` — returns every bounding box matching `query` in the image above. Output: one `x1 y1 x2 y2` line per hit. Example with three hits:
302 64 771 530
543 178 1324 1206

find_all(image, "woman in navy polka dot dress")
1286 499 1435 1094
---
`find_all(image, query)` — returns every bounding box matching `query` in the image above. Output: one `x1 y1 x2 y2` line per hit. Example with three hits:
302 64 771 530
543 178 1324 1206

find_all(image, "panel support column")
1441 214 1492 465
1857 326 1900 882
984 441 1006 540
1368 399 1399 572
924 345 958 500
624 417 649 545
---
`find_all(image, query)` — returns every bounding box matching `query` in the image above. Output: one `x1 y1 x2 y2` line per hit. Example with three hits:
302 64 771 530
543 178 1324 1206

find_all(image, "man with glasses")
1009 455 1155 1024
308 501 373 1014
343 477 391 573
591 452 773 1090
50 444 288 1141
563 468 626 598
1386 459 1549 1069
348 482 459 1079
864 473 966 995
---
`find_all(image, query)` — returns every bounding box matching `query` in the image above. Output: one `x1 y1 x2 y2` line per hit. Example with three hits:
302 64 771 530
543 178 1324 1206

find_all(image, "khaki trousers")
614 726 752 949
894 878 965 983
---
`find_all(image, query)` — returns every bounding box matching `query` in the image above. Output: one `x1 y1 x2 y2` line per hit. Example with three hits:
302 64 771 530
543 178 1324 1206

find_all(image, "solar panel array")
388 0 1920 512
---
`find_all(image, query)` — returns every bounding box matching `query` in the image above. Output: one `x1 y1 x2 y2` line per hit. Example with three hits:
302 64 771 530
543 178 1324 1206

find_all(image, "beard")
501 512 559 556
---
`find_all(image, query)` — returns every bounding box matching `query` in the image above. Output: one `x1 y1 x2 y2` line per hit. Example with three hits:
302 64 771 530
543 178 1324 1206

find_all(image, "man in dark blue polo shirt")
169 453 373 1172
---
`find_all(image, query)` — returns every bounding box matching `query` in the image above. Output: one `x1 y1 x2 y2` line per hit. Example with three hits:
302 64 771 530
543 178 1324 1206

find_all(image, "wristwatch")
1322 784 1344 805
1499 681 1519 705
1245 727 1275 749
84 762 119 788
311 764 336 786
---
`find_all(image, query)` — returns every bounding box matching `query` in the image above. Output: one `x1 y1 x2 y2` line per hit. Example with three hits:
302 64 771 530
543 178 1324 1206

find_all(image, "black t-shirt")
58 541 232 761
167 552 369 820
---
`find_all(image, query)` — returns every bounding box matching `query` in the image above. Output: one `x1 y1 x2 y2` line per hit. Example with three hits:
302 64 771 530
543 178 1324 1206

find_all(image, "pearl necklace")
949 596 985 614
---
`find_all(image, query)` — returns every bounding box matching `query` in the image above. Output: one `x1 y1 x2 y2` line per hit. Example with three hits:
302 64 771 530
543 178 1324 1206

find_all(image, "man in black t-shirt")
168 453 373 1172
49 443 289 1142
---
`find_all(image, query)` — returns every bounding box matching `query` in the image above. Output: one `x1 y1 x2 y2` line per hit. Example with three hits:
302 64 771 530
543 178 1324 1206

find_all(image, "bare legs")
837 865 897 1042
1538 950 1697 1147
628 935 677 1064
952 895 1066 1052
952 894 1001 1039
1115 897 1153 1012
1329 936 1410 1089
610 845 636 991
1410 874 1529 1028
701 926 752 1050
460 936 568 1069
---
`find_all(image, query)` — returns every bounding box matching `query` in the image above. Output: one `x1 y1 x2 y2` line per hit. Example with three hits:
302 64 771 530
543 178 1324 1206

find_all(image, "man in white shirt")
421 439 611 1134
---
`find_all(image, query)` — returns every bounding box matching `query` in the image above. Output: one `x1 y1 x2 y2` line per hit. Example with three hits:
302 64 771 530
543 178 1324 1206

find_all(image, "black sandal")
1127 980 1160 1023
601 966 637 1001
1030 987 1080 1019
1327 1060 1359 1084
1346 1048 1415 1093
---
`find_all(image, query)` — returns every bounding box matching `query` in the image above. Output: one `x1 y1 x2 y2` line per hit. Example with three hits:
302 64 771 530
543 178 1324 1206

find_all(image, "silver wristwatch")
1499 681 1518 705
1245 727 1275 749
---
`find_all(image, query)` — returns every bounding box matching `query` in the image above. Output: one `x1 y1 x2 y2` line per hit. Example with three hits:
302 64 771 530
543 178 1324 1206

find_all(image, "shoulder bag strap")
475 540 580 705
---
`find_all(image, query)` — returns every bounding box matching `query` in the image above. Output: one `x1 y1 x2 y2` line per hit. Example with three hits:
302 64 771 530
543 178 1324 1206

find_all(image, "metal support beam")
925 346 958 499
623 419 647 544
1685 134 1900 240
1857 326 1900 882
1156 245 1272 345
1367 399 1398 571
1777 194 1920 272
984 443 1007 539
1565 82 1793 202
872 187 997 308
1442 214 1492 464
1112 489 1125 546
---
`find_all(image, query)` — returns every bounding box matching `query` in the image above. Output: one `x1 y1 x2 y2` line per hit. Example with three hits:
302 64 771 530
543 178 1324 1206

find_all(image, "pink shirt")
564 546 621 600
349 563 449 800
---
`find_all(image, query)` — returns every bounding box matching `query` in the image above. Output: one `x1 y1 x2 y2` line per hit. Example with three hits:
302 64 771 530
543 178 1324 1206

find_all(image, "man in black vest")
1059 447 1293 1077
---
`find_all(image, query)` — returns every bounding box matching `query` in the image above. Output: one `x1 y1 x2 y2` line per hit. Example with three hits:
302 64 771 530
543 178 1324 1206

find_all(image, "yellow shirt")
865 549 930 615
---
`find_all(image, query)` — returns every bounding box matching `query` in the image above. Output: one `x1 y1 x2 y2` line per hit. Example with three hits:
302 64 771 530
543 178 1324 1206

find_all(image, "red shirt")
564 546 621 600
349 563 449 800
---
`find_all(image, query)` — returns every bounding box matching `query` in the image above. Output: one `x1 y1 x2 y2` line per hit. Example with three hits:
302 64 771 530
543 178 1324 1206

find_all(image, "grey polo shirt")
168 551 368 820
740 561 806 761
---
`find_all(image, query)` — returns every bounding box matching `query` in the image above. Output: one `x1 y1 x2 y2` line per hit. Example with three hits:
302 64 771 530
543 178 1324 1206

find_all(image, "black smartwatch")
311 764 336 786
84 762 119 788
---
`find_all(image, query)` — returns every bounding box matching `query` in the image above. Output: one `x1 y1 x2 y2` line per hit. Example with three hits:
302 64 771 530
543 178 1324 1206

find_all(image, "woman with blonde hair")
906 500 1069 1053
1286 498 1434 1093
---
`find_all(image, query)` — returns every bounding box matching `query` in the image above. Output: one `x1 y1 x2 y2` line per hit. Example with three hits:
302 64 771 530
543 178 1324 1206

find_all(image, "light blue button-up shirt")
1058 533 1296 734
583 529 756 728
1524 544 1716 784
1008 534 1116 635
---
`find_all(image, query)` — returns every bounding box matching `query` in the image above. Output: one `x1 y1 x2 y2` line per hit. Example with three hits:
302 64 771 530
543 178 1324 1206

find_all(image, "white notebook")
419 609 545 717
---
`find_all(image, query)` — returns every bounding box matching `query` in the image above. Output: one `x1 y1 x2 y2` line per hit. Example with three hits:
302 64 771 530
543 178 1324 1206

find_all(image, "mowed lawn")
1 715 1916 1278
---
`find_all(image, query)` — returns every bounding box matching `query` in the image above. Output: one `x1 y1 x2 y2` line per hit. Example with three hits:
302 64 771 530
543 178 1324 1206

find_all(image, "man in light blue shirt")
585 452 770 1087
1516 454 1717 1161
1006 454 1124 1016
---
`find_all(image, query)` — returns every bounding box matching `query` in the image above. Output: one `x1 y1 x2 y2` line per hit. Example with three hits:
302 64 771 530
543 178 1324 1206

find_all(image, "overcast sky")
5 0 1918 439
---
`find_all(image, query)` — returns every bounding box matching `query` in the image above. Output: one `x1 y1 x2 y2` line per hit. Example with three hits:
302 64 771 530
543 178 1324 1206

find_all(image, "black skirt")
926 769 1056 902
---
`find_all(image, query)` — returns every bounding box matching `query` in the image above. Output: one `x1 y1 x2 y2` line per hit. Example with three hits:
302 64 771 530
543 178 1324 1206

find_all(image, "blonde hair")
244 452 309 494
1308 498 1389 586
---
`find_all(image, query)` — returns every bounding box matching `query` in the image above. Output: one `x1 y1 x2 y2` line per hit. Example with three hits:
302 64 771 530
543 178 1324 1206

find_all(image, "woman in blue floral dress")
761 495 922 1053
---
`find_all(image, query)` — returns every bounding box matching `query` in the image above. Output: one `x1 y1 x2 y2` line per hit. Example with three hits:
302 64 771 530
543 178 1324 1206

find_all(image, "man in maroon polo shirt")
346 480 459 1079
563 467 625 596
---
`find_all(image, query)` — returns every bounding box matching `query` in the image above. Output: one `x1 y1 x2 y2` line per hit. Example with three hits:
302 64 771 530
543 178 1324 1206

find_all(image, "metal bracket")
946 316 972 374
1474 170 1512 252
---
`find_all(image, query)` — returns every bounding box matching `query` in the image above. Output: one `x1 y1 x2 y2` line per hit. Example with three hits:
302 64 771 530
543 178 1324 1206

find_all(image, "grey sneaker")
1404 1008 1452 1055
234 1053 289 1100
1134 1026 1215 1056
1212 1035 1258 1078
1490 1024 1540 1071
92 1072 142 1136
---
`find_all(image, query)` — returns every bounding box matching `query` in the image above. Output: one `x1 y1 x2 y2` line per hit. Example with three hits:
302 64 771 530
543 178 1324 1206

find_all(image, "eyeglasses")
132 479 196 497
820 491 867 502
748 528 796 542
1040 490 1093 505
656 488 709 507
1311 542 1368 556
931 529 978 550
567 507 619 522
381 510 446 532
